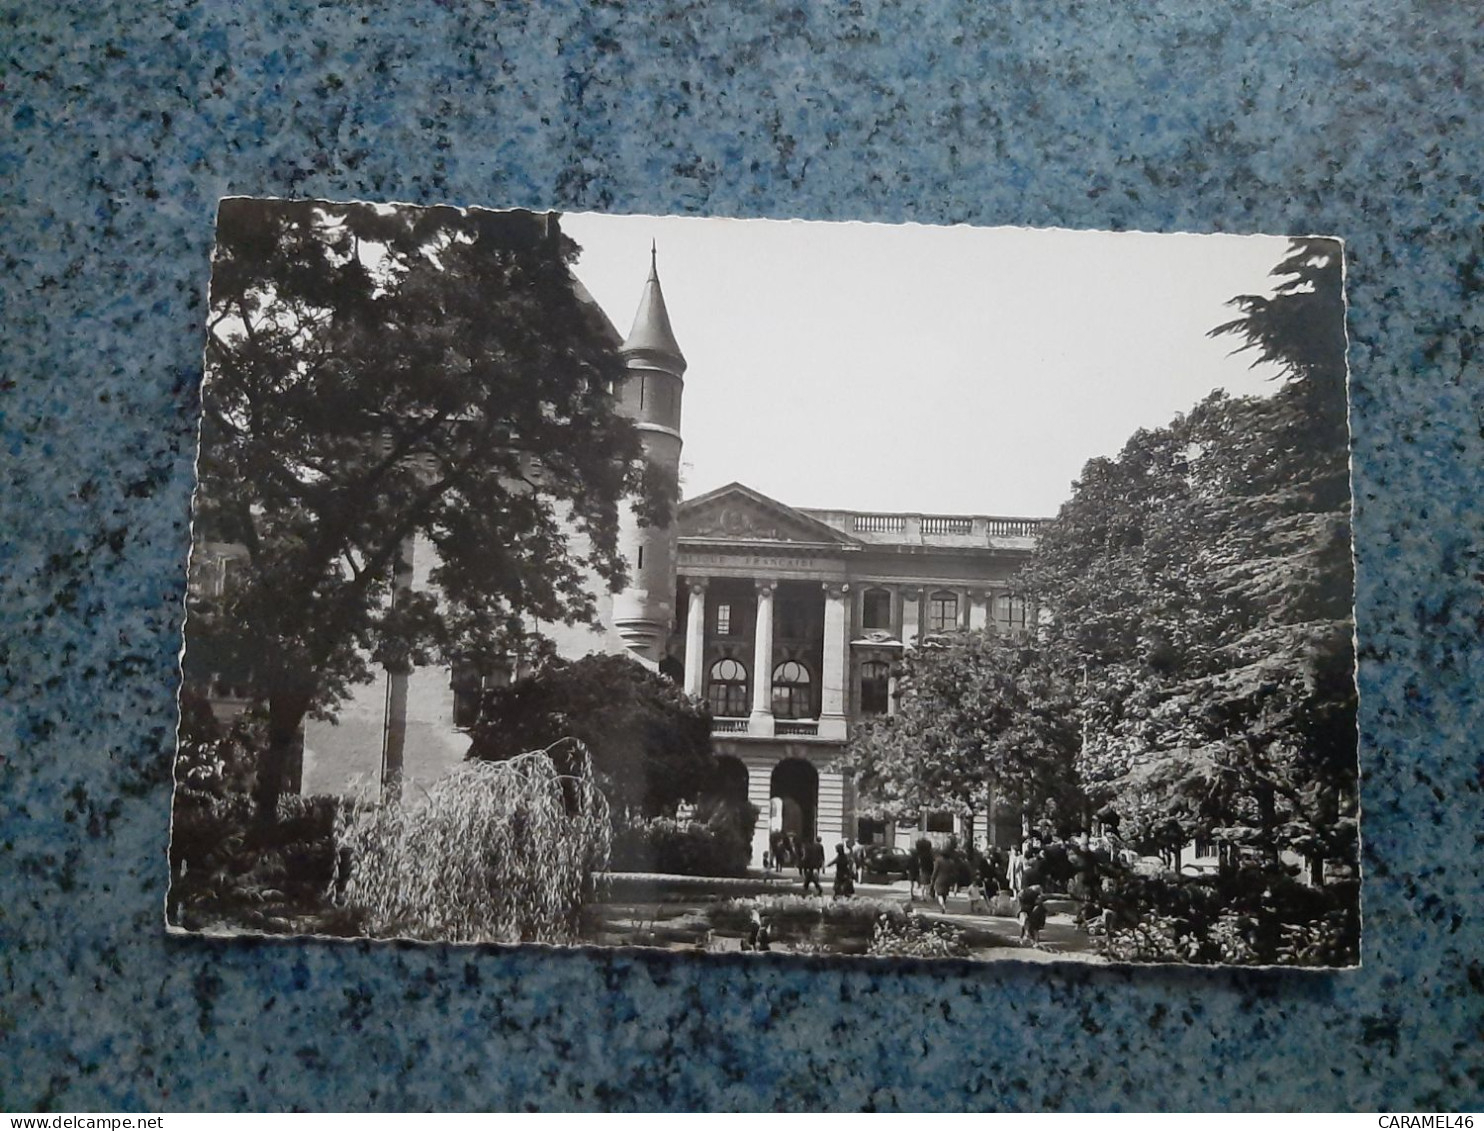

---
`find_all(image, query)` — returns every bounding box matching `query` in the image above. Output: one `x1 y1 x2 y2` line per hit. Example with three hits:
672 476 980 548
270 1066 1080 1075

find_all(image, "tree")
336 750 611 944
186 200 672 821
1030 238 1356 879
838 631 1082 840
465 652 716 819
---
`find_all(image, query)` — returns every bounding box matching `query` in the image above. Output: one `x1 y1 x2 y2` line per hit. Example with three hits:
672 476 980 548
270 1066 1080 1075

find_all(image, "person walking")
744 909 773 952
832 843 857 899
911 837 935 902
1019 883 1047 946
929 847 957 913
802 836 825 896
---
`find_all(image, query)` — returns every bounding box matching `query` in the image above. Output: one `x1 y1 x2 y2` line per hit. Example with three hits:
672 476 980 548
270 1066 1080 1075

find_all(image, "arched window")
771 660 812 720
995 593 1028 632
927 590 959 633
708 658 748 717
861 587 893 631
859 659 891 716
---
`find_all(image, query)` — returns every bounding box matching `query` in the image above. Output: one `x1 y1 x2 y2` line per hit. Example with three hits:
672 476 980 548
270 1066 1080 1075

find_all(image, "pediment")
679 483 858 546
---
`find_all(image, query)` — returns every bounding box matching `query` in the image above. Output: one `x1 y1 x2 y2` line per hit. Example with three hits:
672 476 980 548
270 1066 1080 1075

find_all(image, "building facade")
667 484 1040 865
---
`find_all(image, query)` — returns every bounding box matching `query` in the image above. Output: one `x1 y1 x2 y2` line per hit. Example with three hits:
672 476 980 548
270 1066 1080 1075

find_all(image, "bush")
1100 913 1205 963
868 913 970 960
336 748 610 944
714 894 908 926
611 819 736 876
610 799 758 877
1098 865 1360 966
167 787 348 933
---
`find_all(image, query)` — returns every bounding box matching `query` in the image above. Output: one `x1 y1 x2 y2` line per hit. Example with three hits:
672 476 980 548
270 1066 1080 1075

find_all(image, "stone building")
667 483 1040 865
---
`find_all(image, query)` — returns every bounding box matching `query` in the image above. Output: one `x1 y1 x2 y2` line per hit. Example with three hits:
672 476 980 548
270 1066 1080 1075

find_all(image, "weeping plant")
336 741 610 944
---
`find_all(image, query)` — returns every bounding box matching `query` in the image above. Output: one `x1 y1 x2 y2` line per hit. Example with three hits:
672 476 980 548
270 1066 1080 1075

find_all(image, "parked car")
860 844 915 880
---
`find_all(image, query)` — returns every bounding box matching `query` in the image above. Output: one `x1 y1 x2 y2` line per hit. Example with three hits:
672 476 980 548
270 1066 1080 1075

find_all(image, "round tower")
612 244 686 663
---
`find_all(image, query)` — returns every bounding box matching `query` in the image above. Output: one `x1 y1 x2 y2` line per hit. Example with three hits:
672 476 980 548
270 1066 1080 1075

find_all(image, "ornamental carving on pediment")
690 504 782 540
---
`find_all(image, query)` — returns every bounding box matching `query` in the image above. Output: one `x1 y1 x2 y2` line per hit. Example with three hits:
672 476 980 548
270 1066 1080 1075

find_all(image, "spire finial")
622 240 686 373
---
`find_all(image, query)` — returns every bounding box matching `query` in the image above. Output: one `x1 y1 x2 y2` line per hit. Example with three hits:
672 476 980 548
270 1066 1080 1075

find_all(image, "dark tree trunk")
255 691 310 824
1257 786 1279 866
381 666 408 803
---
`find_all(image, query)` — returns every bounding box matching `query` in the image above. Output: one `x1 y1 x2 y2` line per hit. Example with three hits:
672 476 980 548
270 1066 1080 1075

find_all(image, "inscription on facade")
684 552 834 571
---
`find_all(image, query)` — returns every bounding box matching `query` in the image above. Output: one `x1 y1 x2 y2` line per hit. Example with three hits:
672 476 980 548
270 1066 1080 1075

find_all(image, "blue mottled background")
2 0 1481 1112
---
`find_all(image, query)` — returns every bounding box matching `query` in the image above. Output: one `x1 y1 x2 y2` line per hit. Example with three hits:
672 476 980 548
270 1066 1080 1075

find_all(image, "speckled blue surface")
3 0 1481 1112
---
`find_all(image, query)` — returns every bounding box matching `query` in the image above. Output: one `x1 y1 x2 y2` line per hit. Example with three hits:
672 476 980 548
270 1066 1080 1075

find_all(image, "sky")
561 212 1290 518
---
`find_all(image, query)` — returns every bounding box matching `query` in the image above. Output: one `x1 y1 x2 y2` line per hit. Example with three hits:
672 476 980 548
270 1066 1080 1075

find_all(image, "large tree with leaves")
838 631 1082 841
465 652 716 819
1030 238 1356 879
186 199 671 821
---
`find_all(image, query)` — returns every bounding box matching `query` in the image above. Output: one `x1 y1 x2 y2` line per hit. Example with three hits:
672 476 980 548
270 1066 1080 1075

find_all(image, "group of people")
761 827 1122 948
899 836 1055 945
765 832 861 898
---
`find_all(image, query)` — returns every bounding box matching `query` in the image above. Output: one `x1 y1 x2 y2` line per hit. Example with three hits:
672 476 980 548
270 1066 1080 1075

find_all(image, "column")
820 581 849 740
745 752 774 867
817 768 846 848
901 586 922 648
749 580 776 737
969 588 988 631
683 579 707 697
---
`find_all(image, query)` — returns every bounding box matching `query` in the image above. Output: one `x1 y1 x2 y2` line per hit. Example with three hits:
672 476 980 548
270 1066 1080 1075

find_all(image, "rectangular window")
928 593 959 633
859 660 891 716
715 603 731 636
451 662 484 729
995 594 1028 632
452 661 510 729
861 589 892 631
857 818 888 846
926 811 955 834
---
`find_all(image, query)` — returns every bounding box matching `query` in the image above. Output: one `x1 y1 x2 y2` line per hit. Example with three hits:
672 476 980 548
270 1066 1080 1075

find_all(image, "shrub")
868 913 970 960
714 894 908 926
1098 865 1360 966
167 787 347 933
611 818 734 876
1101 913 1204 963
336 747 610 944
610 800 758 877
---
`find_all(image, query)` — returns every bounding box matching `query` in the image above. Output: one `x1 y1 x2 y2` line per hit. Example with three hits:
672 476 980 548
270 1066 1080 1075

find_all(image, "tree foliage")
336 750 610 944
1030 238 1356 876
466 652 716 818
185 199 670 819
838 631 1081 832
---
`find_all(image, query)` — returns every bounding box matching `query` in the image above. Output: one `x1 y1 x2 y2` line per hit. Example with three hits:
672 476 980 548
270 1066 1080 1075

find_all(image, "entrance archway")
697 755 749 819
708 755 750 804
770 758 818 844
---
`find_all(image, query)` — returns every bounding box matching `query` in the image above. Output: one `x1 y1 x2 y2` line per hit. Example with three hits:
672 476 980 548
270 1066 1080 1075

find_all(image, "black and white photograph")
170 199 1358 967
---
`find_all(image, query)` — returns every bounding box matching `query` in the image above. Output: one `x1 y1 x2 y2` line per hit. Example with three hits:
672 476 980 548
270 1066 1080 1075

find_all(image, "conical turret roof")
621 243 687 374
